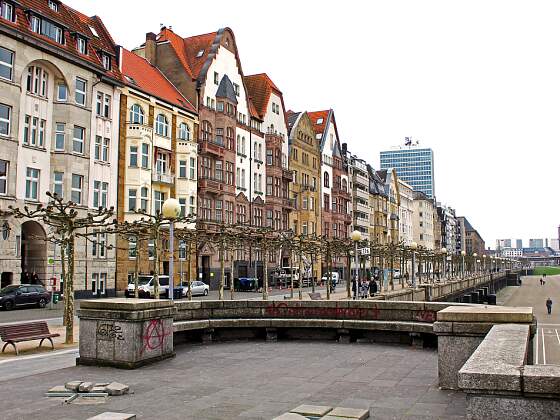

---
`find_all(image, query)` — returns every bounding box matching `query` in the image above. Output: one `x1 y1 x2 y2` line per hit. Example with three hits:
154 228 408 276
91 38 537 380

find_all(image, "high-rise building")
516 239 523 249
380 141 435 198
529 239 544 248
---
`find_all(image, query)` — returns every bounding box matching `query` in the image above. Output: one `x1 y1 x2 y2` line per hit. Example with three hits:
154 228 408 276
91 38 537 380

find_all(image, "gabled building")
377 169 400 244
133 27 264 288
308 110 351 277
0 0 121 296
367 165 389 245
342 144 369 237
116 47 198 292
287 110 322 279
398 179 414 246
413 191 435 250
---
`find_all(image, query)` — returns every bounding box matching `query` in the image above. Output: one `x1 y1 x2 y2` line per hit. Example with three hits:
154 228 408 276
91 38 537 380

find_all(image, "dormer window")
102 54 111 70
48 0 58 12
0 1 15 22
77 36 87 55
233 83 239 97
30 15 64 44
196 49 204 58
317 118 323 124
89 25 98 37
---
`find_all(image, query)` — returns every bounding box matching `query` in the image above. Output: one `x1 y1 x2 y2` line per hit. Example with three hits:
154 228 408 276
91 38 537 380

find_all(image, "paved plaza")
0 340 466 419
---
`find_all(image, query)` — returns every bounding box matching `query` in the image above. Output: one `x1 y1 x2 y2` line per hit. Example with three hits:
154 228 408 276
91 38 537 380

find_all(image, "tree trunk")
326 249 331 300
187 240 192 301
64 235 75 344
346 252 351 299
153 228 160 299
390 254 394 291
60 242 67 327
289 248 294 299
219 238 224 300
298 246 303 300
262 245 268 300
230 245 235 300
134 236 140 299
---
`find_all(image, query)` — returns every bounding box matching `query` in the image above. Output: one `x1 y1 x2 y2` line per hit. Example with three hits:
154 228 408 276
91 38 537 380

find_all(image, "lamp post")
162 198 181 300
473 253 478 275
483 254 487 276
410 241 418 288
461 250 466 279
440 247 447 281
351 230 362 300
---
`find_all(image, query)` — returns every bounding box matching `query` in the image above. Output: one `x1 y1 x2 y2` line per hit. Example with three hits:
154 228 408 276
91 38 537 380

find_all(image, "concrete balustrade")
458 324 560 419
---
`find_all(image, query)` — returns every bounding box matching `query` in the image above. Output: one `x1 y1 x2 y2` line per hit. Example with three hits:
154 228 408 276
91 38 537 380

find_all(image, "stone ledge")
80 298 174 311
437 305 533 323
523 365 560 395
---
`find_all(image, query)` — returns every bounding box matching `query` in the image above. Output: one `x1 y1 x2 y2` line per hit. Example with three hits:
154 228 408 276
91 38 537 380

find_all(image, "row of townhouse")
0 0 354 295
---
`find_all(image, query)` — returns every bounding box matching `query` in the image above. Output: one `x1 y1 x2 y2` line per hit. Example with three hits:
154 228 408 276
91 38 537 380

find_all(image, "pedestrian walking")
546 297 552 315
540 277 543 286
360 279 369 299
369 279 378 297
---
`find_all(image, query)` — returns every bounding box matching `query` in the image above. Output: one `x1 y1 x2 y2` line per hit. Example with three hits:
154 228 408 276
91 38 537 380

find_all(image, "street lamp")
410 242 418 288
440 247 447 281
473 253 478 274
461 250 466 279
483 254 487 274
162 198 181 300
351 230 362 300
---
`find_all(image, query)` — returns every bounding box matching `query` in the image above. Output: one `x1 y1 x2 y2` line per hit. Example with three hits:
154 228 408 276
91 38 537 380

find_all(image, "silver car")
187 281 209 296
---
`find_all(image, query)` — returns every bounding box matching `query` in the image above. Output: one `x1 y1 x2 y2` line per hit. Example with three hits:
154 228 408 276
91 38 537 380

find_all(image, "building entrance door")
20 221 47 285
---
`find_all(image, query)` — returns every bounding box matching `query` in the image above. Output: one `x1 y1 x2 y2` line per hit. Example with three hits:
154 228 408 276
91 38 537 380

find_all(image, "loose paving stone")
290 404 333 416
95 382 111 387
92 386 108 393
106 382 129 396
87 412 136 420
47 385 68 393
65 381 82 391
79 382 94 392
329 407 370 419
273 414 308 420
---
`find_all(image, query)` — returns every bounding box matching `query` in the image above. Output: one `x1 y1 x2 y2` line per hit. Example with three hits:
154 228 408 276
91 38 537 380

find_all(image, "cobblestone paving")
0 341 466 419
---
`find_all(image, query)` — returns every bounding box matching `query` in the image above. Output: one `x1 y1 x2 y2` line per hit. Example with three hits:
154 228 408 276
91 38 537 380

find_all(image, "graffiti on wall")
97 323 124 341
141 319 171 355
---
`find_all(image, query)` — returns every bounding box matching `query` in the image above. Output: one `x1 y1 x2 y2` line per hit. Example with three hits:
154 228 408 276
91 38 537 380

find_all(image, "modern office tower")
380 140 435 198
516 239 523 249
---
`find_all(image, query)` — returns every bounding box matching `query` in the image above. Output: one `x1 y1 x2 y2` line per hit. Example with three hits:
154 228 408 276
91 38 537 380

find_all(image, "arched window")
155 114 169 137
253 141 258 159
226 127 234 150
236 134 241 153
201 120 212 141
129 104 144 124
242 136 246 155
26 66 49 97
178 122 190 140
324 171 330 188
341 178 348 192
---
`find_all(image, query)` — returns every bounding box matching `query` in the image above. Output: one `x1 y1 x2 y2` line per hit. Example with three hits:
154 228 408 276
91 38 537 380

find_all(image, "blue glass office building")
380 147 435 198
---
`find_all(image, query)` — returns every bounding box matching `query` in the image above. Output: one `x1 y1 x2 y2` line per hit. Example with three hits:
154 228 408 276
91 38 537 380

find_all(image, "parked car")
0 284 51 310
126 275 169 298
186 281 209 296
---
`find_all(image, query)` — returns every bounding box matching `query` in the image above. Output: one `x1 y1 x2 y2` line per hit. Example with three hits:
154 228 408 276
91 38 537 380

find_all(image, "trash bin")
487 294 497 305
470 292 479 304
173 288 183 299
482 287 489 299
462 294 471 303
53 293 60 304
477 289 485 303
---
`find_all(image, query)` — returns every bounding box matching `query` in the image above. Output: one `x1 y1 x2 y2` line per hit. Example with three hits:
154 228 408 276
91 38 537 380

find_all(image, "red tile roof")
307 110 330 137
121 48 196 113
1 0 122 81
244 73 280 119
158 28 218 81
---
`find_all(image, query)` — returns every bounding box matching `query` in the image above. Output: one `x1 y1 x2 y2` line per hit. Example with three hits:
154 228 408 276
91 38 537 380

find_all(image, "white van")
126 275 170 298
321 272 340 285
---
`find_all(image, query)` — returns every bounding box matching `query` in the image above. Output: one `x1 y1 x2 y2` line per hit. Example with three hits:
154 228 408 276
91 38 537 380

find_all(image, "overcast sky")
68 0 560 248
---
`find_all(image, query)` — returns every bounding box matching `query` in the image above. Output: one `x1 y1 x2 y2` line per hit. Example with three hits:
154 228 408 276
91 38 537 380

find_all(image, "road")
502 274 560 365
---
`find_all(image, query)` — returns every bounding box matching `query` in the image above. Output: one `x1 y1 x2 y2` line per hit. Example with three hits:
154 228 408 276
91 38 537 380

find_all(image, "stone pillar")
434 305 534 390
77 298 175 369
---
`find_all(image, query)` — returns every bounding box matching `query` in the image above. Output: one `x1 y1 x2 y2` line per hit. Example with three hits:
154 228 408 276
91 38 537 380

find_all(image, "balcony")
354 201 369 214
283 198 296 210
199 176 223 194
200 139 225 157
151 172 174 185
354 173 369 187
354 217 369 228
355 188 369 200
127 123 153 139
282 169 294 182
177 140 195 154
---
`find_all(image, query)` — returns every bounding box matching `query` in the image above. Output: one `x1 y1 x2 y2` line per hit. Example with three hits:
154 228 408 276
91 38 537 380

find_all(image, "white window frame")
71 173 83 204
1 1 15 21
0 103 10 137
155 114 169 137
75 77 87 106
140 187 148 212
103 94 111 118
25 167 39 201
154 191 165 214
130 146 138 167
54 122 65 150
48 1 58 12
77 37 87 55
0 46 14 81
96 92 103 116
57 83 67 101
93 180 100 207
130 104 144 124
72 126 84 154
53 172 63 197
128 189 137 211
141 143 149 168
102 54 111 70
0 159 8 195
179 160 187 178
102 138 109 161
94 135 101 160
178 122 190 140
101 182 108 208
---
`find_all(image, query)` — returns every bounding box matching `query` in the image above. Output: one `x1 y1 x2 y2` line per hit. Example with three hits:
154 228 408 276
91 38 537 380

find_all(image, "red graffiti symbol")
416 311 436 322
141 319 171 355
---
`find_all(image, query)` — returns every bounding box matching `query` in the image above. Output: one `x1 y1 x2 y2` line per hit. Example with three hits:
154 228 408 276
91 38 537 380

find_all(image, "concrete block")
436 305 533 323
329 406 370 419
78 382 94 392
433 321 452 334
200 300 223 309
49 385 70 393
87 413 136 420
105 382 129 396
523 365 560 395
221 300 248 309
466 394 560 420
290 404 332 416
273 414 307 420
65 381 83 392
438 335 484 390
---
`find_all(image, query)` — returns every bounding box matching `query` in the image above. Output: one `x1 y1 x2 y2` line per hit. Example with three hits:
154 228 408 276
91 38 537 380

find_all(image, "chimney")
145 32 157 65
341 142 347 154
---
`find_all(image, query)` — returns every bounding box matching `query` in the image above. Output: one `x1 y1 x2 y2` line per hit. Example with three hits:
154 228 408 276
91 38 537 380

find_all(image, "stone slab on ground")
86 412 136 420
328 406 370 419
106 382 129 396
47 385 68 393
65 380 82 391
273 413 308 420
79 382 94 392
290 404 332 416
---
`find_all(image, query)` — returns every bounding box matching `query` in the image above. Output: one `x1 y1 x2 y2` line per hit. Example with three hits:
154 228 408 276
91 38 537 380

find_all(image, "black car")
0 284 51 310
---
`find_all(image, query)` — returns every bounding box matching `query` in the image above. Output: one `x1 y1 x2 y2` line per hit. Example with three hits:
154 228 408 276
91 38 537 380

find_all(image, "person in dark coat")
546 297 553 315
31 271 39 285
369 279 378 296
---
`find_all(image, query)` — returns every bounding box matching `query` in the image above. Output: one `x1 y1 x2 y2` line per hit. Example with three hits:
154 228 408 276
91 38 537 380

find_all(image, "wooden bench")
0 321 60 356
308 292 322 300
